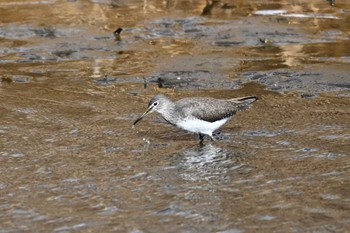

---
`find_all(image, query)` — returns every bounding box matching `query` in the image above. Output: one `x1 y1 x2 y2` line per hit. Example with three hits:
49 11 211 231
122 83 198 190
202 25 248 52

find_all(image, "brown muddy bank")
0 0 349 232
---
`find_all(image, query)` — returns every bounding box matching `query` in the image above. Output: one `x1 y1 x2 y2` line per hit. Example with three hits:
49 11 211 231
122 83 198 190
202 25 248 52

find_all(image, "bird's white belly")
176 117 230 135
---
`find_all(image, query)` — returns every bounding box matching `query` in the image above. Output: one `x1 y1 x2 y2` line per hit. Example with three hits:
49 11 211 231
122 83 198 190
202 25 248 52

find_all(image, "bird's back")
175 96 257 122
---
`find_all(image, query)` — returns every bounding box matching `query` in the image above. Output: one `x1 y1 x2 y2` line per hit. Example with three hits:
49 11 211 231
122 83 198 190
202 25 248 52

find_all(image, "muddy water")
0 0 350 232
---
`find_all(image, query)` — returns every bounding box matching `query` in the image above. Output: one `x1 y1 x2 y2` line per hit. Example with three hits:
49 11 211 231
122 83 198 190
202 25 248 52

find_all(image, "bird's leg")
198 133 205 143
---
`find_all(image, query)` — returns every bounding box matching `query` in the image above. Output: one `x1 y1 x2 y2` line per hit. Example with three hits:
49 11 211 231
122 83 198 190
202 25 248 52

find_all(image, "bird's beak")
133 105 154 126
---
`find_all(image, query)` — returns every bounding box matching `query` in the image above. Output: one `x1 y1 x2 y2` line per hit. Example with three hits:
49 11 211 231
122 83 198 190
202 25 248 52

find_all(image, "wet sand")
0 0 349 232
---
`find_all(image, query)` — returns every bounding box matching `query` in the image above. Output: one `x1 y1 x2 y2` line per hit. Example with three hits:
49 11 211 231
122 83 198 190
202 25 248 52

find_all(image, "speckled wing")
175 96 257 123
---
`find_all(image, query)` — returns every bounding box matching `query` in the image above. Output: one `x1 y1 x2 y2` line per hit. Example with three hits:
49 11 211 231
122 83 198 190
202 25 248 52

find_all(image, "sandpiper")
133 94 257 142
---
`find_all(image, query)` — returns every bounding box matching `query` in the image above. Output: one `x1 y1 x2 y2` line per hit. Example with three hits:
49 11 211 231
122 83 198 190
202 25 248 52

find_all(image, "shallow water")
0 0 349 232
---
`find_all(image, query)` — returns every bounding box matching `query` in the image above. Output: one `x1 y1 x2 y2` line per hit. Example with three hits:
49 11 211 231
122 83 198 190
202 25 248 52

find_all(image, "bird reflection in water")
173 144 246 182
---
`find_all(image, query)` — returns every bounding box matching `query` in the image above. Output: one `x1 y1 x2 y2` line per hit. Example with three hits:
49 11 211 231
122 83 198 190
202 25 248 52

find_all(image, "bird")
133 94 257 143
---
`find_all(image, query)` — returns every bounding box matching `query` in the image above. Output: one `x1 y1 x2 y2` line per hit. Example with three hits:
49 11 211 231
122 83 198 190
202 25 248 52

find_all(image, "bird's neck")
158 102 177 125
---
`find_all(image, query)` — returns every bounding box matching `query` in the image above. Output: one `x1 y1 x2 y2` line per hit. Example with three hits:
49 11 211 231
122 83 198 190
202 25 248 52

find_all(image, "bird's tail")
231 96 257 112
236 96 257 104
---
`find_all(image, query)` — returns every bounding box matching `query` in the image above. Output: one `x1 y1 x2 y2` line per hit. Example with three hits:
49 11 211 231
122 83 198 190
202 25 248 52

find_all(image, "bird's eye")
153 102 158 106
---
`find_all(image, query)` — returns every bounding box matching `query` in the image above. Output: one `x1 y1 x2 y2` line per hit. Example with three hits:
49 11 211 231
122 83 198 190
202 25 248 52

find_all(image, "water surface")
0 0 349 232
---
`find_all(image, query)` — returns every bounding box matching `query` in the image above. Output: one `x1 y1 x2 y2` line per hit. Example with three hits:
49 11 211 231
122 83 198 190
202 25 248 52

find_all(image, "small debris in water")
31 26 57 38
215 41 244 47
157 77 165 88
259 38 274 47
327 0 335 6
143 138 150 144
155 207 172 215
94 74 117 84
0 77 13 83
52 49 77 58
114 27 123 41
301 93 316 99
143 77 147 89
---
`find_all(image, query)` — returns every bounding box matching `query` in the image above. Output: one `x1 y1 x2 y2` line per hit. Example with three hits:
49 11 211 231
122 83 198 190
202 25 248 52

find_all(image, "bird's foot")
198 133 205 144
198 133 216 143
212 130 229 141
212 129 221 137
197 130 229 143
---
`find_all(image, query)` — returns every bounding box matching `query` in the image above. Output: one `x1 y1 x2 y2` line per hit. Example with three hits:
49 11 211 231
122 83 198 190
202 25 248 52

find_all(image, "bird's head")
133 94 170 126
